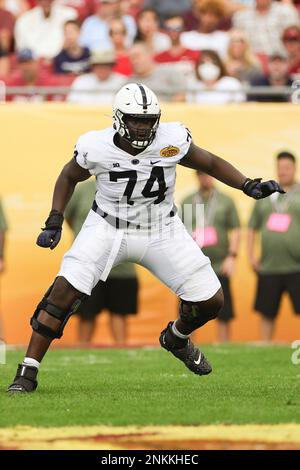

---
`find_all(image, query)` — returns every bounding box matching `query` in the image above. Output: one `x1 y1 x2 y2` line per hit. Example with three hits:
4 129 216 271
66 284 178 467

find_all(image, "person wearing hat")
248 53 293 102
282 25 300 76
67 49 126 104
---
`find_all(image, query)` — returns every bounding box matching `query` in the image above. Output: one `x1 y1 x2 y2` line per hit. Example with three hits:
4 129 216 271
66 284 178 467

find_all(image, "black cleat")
159 322 212 376
7 364 38 393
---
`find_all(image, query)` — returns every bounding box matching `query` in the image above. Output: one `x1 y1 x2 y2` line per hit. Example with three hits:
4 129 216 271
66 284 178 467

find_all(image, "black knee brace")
179 299 218 329
30 283 87 339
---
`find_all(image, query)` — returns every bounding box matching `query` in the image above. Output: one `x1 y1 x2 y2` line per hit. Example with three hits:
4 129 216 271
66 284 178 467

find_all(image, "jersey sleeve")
73 135 96 175
177 123 193 159
159 122 193 164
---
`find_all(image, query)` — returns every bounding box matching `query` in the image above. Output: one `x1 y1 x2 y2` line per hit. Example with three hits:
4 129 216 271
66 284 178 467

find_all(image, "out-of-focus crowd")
0 0 300 102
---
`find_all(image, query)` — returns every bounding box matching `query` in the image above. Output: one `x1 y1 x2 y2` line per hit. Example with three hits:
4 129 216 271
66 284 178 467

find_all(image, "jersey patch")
160 145 180 158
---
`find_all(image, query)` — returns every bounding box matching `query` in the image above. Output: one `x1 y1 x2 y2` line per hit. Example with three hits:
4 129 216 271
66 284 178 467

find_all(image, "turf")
1 345 299 427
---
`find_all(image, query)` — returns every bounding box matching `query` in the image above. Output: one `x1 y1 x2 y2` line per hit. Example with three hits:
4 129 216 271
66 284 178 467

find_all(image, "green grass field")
1 344 299 428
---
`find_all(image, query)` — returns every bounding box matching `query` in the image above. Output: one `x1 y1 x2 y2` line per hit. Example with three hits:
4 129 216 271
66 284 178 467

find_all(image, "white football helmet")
113 83 161 149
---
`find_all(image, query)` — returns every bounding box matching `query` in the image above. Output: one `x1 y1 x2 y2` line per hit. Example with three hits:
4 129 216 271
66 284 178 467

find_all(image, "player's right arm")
36 159 90 250
51 159 90 215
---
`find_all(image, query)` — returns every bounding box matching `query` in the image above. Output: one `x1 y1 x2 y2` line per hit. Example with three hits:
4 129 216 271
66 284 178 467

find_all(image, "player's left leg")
159 289 223 375
136 215 223 375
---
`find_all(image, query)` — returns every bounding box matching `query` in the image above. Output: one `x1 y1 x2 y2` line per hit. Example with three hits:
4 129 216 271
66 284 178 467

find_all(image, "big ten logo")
291 340 300 365
291 80 300 104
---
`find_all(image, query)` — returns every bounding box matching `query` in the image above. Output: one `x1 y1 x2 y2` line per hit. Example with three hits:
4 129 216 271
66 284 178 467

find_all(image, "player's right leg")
7 276 86 393
8 210 122 393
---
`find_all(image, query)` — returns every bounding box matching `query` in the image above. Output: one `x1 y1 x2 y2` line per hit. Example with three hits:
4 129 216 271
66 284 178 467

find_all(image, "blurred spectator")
55 0 95 22
54 20 90 75
222 0 249 15
120 0 144 19
282 25 300 76
4 48 59 101
155 14 200 76
181 0 230 59
4 0 31 16
186 49 246 103
232 0 300 56
67 49 126 103
144 0 192 22
0 48 10 78
0 0 15 54
80 0 136 51
248 53 293 102
226 29 262 83
181 172 241 343
129 41 186 101
109 18 133 76
134 8 171 53
65 179 139 345
14 0 77 59
248 151 300 342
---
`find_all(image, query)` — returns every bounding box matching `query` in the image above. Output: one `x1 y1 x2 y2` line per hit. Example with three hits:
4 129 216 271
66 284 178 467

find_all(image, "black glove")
36 210 64 250
242 178 285 200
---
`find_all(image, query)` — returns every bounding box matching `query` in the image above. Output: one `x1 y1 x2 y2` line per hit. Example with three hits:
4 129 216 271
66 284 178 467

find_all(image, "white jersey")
74 122 192 228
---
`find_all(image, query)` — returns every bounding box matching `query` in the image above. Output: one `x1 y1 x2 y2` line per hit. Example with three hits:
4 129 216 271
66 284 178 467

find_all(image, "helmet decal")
137 83 148 111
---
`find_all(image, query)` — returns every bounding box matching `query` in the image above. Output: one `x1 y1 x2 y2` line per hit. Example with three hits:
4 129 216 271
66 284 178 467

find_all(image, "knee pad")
179 299 219 329
30 282 87 339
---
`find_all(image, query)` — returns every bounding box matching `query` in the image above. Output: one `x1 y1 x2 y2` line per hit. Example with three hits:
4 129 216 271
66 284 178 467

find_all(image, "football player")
8 83 284 393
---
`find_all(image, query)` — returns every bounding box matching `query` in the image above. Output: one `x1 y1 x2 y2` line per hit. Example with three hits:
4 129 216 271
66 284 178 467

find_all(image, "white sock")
172 321 190 339
23 357 40 369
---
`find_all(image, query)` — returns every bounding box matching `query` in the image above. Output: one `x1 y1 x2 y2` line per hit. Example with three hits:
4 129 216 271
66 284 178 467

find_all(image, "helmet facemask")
114 109 161 149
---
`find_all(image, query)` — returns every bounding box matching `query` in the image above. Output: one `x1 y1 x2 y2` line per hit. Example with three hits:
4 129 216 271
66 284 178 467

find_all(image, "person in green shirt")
0 197 8 340
181 171 241 342
65 180 139 345
248 151 300 342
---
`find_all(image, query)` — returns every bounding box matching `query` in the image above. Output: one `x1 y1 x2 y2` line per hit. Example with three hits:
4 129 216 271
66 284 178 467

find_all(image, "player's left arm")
179 142 285 199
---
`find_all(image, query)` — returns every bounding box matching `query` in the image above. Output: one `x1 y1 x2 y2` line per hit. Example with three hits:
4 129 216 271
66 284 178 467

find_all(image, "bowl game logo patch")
160 146 180 158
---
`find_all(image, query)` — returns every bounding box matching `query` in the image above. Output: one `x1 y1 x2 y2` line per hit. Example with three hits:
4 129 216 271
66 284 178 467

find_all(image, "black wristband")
43 210 64 230
242 178 252 193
